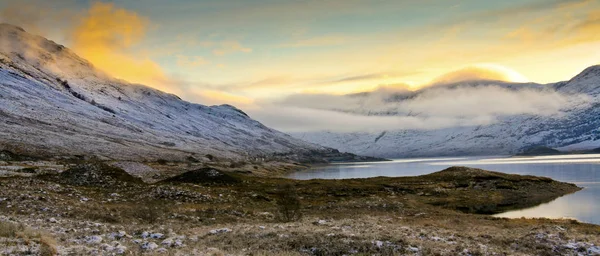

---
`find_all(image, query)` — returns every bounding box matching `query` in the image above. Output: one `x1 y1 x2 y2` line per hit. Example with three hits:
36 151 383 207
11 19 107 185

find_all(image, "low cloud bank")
249 83 590 133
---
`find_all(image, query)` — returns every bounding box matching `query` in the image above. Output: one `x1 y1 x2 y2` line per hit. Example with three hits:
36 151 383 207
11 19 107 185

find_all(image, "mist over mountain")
287 66 600 158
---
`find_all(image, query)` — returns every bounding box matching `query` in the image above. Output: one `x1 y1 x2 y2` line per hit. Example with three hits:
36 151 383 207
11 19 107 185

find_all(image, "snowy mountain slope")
292 68 600 158
0 23 367 163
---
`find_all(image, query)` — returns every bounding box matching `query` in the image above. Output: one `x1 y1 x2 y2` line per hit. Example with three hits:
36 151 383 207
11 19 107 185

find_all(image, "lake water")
287 154 600 225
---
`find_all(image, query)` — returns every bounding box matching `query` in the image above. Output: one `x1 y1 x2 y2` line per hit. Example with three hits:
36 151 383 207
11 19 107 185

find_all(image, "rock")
100 242 126 253
156 248 168 253
141 242 159 251
85 235 103 244
150 233 164 239
161 238 173 247
408 246 420 252
159 236 184 247
173 239 184 247
100 243 113 251
114 245 127 254
209 228 231 235
259 226 265 230
108 231 127 240
315 220 327 225
48 217 58 223
141 231 150 239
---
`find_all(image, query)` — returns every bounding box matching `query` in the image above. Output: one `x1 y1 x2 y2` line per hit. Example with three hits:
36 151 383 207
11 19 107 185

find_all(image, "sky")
1 0 600 132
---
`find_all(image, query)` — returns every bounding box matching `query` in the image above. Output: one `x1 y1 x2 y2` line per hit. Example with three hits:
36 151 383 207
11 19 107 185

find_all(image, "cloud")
248 66 590 133
429 65 529 85
176 55 209 68
0 2 44 34
207 40 252 56
499 0 600 47
443 0 591 27
253 85 588 133
69 2 176 93
188 89 255 108
0 0 77 41
248 105 483 133
280 35 347 48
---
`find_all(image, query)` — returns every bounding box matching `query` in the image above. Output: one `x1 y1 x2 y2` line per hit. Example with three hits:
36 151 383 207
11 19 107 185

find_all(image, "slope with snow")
0 23 365 163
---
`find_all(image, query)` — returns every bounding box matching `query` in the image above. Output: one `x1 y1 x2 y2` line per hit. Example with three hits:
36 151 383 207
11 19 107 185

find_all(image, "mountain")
292 67 600 158
0 23 379 164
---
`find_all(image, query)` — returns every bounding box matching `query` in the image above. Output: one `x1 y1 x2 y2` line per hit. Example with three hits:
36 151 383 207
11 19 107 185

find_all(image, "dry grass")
0 220 58 255
0 220 25 237
39 234 58 256
0 162 597 255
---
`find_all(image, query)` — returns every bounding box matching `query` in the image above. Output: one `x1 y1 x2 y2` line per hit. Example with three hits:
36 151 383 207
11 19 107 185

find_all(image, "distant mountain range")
292 65 600 158
0 23 379 163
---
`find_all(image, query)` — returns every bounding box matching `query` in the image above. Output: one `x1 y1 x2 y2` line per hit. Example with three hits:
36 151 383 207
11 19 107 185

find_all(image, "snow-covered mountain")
293 66 600 158
0 23 376 163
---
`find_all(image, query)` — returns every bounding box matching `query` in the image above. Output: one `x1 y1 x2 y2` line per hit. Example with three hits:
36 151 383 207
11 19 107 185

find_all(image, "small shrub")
96 104 116 114
0 221 24 237
60 79 70 90
187 156 199 163
71 91 86 101
131 202 170 224
40 235 58 256
275 184 302 222
229 161 246 168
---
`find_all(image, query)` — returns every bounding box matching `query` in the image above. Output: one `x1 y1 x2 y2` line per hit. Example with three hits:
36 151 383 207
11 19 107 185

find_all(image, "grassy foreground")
0 161 598 255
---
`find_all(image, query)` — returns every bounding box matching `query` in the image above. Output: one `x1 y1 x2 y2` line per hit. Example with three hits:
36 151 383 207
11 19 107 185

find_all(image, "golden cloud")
211 40 252 56
192 89 255 107
505 1 600 47
280 35 347 48
430 65 529 85
70 2 174 92
176 55 209 68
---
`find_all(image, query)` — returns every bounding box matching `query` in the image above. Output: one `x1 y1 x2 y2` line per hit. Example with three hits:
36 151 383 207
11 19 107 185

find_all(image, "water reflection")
287 155 600 225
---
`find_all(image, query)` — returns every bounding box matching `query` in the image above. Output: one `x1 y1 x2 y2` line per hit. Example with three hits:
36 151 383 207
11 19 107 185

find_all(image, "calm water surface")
287 154 600 225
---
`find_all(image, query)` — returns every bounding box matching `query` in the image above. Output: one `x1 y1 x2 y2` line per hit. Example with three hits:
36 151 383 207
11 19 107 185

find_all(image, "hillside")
0 23 378 164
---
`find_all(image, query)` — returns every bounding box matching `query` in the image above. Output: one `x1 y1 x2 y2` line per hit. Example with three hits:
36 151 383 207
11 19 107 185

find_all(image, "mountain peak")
571 65 600 81
557 65 600 94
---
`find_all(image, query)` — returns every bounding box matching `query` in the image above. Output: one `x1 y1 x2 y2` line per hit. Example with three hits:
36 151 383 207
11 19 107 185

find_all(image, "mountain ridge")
0 23 382 164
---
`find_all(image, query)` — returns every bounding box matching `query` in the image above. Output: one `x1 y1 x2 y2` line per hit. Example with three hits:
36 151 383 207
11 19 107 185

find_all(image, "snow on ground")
0 23 327 162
